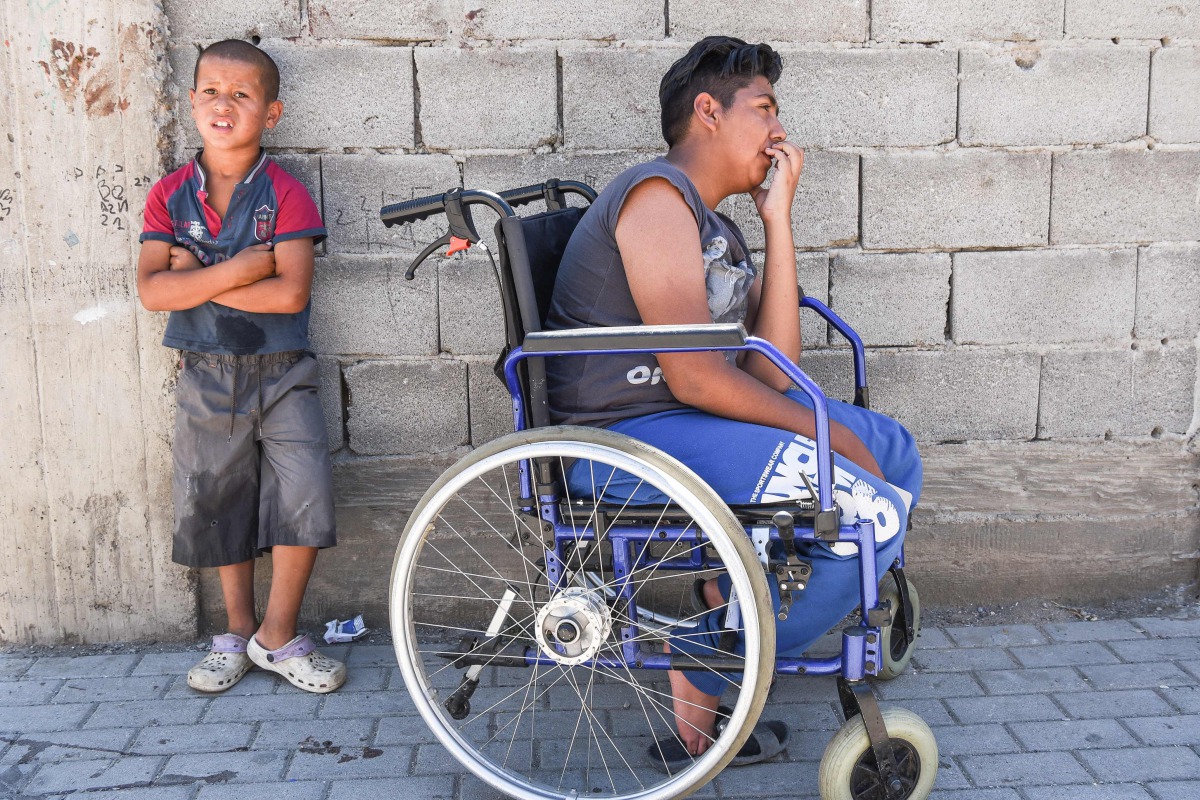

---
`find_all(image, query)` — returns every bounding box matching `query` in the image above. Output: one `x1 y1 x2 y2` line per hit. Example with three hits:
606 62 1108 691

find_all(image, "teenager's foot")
187 634 253 693
247 633 346 694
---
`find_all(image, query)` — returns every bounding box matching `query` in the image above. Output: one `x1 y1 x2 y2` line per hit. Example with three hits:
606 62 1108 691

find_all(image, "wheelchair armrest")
521 323 747 353
799 294 870 409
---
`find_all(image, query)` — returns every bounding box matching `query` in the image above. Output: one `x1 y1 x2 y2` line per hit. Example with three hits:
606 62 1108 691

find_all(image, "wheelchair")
379 180 935 800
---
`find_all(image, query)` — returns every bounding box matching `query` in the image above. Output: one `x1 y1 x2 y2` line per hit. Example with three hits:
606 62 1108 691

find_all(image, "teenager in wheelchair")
381 36 935 800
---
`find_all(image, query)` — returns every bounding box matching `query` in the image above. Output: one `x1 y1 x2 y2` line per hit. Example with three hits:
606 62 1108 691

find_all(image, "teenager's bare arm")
208 237 315 314
741 141 804 390
618 178 883 479
137 240 276 311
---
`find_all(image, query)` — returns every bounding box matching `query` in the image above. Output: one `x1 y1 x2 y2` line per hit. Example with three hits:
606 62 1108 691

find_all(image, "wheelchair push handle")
379 180 599 280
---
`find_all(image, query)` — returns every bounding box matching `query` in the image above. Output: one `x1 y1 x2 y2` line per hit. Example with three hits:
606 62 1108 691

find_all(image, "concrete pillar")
0 0 194 643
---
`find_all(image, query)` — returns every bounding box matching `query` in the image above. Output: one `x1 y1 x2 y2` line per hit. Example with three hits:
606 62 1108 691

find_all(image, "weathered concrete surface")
912 441 1200 604
0 1 193 643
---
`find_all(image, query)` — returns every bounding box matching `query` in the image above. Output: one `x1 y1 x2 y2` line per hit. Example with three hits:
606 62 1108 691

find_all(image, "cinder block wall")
163 1 1199 621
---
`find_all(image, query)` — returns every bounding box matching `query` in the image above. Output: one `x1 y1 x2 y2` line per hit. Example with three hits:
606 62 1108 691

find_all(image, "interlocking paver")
1022 785 1154 800
1009 719 1137 751
1150 780 1200 800
0 657 33 681
913 647 1018 672
976 666 1092 695
928 723 1021 756
0 679 61 706
1078 746 1200 782
913 628 953 648
0 702 92 733
52 675 172 704
161 670 278 699
1054 689 1175 719
1079 663 1194 690
1009 642 1121 668
1133 617 1200 637
334 666 390 693
86 699 208 729
128 722 255 755
1161 685 1200 713
0 728 134 765
1043 620 1147 642
1108 637 1200 663
21 755 166 795
946 693 1066 724
882 698 956 726
1123 714 1200 746
326 777 456 800
253 717 374 750
944 624 1048 648
287 743 414 780
318 689 414 718
930 790 1021 800
345 645 397 668
24 655 140 679
132 652 203 676
202 693 320 723
874 671 983 700
373 713 441 745
959 751 1094 787
158 749 290 784
32 787 196 800
197 781 328 800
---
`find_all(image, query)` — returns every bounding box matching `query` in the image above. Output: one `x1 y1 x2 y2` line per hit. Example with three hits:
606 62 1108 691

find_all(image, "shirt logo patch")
254 205 276 241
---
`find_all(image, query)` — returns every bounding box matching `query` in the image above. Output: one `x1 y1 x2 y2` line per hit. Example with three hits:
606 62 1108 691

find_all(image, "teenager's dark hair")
194 39 281 103
659 36 783 148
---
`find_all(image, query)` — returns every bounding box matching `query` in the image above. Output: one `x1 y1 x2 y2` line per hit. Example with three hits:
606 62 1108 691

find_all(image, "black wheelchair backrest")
494 204 589 429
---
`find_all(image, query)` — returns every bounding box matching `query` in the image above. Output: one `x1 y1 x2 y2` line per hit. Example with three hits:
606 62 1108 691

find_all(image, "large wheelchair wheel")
390 426 775 800
818 708 937 800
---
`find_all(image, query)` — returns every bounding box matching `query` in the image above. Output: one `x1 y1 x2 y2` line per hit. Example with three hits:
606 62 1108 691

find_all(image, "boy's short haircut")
194 39 281 103
659 36 783 148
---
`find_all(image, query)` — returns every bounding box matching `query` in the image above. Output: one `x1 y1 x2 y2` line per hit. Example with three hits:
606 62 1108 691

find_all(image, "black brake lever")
403 189 485 280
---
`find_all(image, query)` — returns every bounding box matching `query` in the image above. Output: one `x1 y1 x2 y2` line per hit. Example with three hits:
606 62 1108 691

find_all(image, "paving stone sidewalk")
2 615 1199 799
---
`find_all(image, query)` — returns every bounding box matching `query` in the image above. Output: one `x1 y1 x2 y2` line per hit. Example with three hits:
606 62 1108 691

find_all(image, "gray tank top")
545 157 755 428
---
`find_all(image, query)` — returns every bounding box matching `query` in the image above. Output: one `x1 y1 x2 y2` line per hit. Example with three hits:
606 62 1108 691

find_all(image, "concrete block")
322 154 460 256
716 150 859 249
562 48 681 150
797 253 831 348
775 49 957 147
952 248 1136 345
309 0 448 41
462 151 650 205
468 360 513 446
310 256 438 356
670 0 868 42
1151 47 1200 144
1132 247 1200 340
830 252 949 346
1051 150 1200 244
317 356 345 451
464 0 663 40
866 348 1041 441
345 359 468 455
863 151 1051 249
1066 0 1200 39
872 0 1064 42
439 255 507 356
959 46 1149 146
417 48 556 150
170 42 416 150
272 154 325 255
1039 345 1195 438
164 0 300 40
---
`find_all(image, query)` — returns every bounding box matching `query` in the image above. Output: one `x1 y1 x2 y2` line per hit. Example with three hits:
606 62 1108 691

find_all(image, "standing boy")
138 40 345 694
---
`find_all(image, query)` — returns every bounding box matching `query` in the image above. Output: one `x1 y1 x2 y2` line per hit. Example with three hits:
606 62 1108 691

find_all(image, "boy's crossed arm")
137 237 315 314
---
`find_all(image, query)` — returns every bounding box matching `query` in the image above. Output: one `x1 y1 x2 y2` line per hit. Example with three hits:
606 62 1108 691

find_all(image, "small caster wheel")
818 707 937 800
877 571 920 680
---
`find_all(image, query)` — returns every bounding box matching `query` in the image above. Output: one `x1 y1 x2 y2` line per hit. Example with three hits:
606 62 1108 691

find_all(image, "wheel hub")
535 587 612 665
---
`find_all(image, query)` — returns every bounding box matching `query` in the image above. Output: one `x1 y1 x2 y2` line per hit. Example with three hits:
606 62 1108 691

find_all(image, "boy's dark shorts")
172 350 336 569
